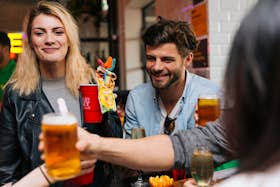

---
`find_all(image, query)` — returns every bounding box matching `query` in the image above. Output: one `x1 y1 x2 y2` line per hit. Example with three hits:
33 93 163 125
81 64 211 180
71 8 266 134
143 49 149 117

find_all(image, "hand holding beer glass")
41 99 81 180
197 94 221 127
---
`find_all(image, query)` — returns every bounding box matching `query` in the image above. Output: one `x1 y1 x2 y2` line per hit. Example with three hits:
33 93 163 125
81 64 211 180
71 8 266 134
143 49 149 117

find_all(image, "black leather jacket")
0 83 123 186
0 83 54 185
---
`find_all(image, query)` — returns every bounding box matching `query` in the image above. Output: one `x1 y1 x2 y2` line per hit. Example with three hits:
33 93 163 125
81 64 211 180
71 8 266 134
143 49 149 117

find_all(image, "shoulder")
2 84 22 107
190 73 219 88
125 83 155 109
188 73 220 91
3 84 16 97
129 83 154 98
3 83 38 101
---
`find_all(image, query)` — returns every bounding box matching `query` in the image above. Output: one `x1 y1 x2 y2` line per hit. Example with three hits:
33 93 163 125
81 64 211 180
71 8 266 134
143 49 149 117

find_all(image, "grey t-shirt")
42 77 82 126
170 118 233 171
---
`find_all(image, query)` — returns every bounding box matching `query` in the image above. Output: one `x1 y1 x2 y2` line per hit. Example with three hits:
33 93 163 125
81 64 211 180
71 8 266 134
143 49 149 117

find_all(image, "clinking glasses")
164 116 176 135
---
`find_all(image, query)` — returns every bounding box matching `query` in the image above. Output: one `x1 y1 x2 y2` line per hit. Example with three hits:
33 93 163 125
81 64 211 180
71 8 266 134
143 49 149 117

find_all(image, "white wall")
208 0 258 86
124 8 144 90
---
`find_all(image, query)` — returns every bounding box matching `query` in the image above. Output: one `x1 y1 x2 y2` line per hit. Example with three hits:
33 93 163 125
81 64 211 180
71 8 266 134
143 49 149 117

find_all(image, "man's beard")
150 72 180 90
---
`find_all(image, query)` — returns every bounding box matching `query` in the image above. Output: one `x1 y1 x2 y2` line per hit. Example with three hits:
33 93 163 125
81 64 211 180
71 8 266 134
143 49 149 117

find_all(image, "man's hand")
76 127 100 160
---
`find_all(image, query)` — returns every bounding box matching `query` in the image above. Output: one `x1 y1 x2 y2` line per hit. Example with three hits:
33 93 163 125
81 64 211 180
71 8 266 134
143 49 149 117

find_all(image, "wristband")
39 165 52 185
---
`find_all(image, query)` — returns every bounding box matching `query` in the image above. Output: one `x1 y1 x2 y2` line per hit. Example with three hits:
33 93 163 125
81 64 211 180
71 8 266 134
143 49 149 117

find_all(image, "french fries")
149 175 174 187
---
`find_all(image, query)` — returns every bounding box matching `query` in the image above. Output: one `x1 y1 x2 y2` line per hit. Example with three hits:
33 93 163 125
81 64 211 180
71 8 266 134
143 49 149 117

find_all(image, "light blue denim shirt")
124 71 220 138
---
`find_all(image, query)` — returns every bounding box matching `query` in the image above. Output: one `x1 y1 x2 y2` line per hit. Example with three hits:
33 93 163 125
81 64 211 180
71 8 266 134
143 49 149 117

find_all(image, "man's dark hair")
0 31 11 47
142 18 198 58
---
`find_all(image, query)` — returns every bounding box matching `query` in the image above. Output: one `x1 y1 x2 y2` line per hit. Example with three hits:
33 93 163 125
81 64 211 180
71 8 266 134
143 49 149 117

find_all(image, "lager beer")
197 95 220 126
191 147 214 187
42 113 81 180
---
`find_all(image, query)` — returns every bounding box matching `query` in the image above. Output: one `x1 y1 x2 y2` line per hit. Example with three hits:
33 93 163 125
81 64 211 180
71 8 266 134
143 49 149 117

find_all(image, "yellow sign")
8 33 23 54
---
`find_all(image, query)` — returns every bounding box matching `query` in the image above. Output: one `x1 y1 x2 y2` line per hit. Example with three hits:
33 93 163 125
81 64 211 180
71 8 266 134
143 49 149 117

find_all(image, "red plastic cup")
67 171 94 185
171 169 186 181
79 84 102 123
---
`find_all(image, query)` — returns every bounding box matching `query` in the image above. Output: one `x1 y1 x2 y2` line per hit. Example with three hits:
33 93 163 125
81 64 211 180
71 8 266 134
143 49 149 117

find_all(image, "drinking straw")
57 98 68 115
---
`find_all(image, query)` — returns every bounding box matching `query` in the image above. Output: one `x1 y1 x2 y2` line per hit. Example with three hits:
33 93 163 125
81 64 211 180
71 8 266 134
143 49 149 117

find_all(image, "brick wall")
208 0 257 86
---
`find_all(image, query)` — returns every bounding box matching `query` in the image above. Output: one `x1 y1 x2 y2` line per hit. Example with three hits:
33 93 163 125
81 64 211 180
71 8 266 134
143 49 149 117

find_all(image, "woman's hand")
76 159 96 177
183 179 197 187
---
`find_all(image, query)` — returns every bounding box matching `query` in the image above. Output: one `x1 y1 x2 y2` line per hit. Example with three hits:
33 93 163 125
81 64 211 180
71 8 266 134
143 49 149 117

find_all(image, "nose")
152 58 163 71
45 33 55 45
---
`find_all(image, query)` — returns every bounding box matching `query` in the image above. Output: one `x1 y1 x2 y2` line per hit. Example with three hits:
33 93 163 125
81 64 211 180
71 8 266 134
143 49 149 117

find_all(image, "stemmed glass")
191 147 214 187
131 127 149 187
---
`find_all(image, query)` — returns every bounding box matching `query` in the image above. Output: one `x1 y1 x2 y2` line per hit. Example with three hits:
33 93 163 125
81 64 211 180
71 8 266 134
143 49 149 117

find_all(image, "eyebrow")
162 56 176 60
32 27 64 30
146 54 176 60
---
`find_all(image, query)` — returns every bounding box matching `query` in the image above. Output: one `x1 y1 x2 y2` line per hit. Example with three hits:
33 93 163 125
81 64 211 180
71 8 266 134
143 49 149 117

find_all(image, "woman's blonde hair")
8 0 95 97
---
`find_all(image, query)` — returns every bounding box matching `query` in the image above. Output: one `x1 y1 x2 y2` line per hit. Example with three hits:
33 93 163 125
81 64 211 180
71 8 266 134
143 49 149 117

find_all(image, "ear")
184 52 193 67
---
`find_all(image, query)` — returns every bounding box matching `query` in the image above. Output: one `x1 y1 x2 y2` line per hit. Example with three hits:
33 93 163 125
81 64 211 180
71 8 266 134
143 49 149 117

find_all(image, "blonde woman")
0 1 119 186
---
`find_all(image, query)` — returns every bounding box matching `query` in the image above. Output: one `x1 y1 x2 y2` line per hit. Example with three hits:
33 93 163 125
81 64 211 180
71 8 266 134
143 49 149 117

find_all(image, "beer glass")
191 147 214 187
42 112 81 180
197 94 220 126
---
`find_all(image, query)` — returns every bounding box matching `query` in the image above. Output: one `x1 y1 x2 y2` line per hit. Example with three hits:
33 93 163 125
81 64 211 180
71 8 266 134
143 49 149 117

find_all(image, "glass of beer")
42 112 81 180
191 147 214 187
197 94 220 126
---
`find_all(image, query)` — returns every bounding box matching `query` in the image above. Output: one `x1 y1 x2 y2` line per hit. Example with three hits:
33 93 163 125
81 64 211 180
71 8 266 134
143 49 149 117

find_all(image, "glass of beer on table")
197 94 221 126
41 112 81 180
191 146 214 187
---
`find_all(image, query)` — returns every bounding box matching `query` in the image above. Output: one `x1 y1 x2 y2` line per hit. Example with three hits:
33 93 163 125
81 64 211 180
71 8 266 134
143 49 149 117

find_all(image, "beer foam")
42 113 77 125
198 94 219 99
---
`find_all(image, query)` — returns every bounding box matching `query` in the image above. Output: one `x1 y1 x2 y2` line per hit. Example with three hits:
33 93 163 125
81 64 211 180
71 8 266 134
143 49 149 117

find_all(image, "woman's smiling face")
31 14 68 64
